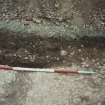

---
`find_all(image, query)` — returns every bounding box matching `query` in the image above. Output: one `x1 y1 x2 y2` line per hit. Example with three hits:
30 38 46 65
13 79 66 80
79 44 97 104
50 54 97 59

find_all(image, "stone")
60 50 68 56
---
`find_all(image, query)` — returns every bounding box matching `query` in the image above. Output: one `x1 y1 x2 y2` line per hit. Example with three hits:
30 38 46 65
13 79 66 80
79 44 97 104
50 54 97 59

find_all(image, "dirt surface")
0 0 105 105
0 30 105 68
0 0 105 26
0 31 105 105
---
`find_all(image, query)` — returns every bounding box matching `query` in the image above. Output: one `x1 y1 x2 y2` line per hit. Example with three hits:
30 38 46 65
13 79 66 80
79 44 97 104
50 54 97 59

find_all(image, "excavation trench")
0 30 105 68
0 0 105 104
0 30 105 105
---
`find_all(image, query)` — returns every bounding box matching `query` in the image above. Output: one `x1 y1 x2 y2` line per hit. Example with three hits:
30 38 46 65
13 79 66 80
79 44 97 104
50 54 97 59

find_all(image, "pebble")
68 46 71 49
29 55 36 62
78 49 82 52
58 17 63 22
81 44 84 48
46 55 50 58
33 18 41 24
56 57 60 61
55 3 60 8
92 59 96 63
60 50 68 56
24 57 29 60
81 58 85 61
96 62 100 66
0 50 2 54
81 62 89 67
70 51 75 56
13 54 17 57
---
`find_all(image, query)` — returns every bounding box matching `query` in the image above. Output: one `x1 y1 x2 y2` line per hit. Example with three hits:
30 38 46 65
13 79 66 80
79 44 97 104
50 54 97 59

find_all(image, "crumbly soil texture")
0 30 105 105
0 0 105 105
0 30 105 68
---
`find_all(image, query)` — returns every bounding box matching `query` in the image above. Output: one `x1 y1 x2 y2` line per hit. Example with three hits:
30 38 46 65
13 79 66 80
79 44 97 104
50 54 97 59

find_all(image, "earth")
0 0 105 26
0 0 105 105
0 30 105 105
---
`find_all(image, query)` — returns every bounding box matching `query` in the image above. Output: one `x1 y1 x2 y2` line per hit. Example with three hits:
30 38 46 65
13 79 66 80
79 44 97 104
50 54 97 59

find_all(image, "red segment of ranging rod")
55 68 79 74
0 65 13 70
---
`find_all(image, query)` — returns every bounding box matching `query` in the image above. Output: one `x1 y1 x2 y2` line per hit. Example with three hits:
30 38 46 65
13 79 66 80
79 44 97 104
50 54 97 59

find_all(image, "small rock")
3 13 5 17
68 46 71 49
29 55 36 62
31 9 34 12
81 62 89 67
46 55 50 58
58 17 63 22
13 54 17 57
81 44 84 48
24 57 29 60
33 18 41 23
56 57 60 61
78 49 82 52
60 50 68 56
92 59 96 63
96 62 100 66
81 58 85 61
0 50 2 54
71 51 75 56
55 3 60 8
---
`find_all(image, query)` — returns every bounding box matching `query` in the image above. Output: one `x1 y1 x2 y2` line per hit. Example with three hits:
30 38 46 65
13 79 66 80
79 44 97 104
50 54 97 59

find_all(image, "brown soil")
0 0 105 26
0 1 105 105
0 30 105 69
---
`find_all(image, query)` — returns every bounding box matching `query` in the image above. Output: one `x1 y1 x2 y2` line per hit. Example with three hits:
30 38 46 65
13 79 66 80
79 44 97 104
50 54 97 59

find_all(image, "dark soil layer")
0 30 105 69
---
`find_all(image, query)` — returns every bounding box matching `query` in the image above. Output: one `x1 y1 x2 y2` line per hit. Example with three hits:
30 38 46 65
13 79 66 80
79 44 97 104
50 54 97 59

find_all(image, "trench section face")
0 31 105 105
0 30 105 67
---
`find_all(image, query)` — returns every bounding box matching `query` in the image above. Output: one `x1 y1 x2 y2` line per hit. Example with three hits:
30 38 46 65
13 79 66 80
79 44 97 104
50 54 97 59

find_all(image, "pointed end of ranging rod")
78 70 96 74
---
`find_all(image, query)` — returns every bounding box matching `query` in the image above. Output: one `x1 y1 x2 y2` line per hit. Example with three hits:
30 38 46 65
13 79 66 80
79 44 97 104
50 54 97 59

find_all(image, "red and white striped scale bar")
0 65 95 75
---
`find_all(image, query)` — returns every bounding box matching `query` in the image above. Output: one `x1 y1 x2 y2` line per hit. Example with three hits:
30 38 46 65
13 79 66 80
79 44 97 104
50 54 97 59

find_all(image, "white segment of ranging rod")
78 70 95 74
13 67 55 72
